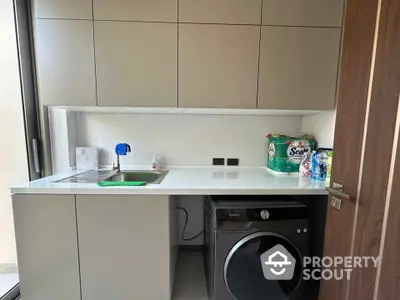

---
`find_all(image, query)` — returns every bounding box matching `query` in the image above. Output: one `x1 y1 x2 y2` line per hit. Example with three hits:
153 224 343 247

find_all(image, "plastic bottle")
299 152 312 177
151 154 159 170
325 151 333 186
311 148 332 181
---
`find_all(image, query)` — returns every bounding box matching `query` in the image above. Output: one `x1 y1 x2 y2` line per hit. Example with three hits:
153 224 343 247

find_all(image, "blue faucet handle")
115 143 131 156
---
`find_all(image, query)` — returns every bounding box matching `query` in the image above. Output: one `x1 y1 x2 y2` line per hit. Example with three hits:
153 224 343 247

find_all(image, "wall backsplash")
50 109 335 245
301 111 336 148
76 112 303 167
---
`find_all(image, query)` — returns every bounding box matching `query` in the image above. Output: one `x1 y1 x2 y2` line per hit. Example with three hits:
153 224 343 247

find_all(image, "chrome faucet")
113 143 131 173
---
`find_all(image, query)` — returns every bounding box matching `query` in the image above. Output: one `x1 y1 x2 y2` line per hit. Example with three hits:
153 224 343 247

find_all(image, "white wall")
0 0 29 263
49 107 78 173
176 196 205 246
301 110 337 148
76 113 303 167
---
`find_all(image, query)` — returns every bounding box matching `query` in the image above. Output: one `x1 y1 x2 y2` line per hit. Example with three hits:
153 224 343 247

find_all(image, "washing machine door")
224 232 304 300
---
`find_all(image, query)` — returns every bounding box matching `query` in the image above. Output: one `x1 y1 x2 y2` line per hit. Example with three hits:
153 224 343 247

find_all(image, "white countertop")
10 167 328 195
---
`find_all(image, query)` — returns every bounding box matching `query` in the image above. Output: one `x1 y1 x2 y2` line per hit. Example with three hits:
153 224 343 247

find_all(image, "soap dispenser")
151 154 159 170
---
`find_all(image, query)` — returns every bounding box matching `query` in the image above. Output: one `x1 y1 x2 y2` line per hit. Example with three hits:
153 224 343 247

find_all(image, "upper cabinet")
179 0 262 25
179 24 259 109
32 0 344 110
93 0 177 22
258 27 341 110
95 22 177 107
34 19 97 106
263 0 344 27
33 0 93 19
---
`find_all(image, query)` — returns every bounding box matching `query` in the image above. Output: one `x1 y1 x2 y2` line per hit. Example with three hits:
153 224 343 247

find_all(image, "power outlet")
213 158 225 166
227 158 239 166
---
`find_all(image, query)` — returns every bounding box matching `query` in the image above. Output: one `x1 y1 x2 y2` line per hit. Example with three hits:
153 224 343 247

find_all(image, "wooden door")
347 0 400 298
320 0 400 299
376 99 400 300
319 0 378 298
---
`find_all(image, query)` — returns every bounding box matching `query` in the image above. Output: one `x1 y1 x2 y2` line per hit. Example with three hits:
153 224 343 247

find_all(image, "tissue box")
76 147 99 170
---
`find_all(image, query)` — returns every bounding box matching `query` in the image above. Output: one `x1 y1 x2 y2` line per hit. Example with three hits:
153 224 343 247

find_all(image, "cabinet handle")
326 187 351 200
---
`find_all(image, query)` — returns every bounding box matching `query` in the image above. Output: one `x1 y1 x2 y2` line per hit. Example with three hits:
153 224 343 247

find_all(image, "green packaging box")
267 134 316 174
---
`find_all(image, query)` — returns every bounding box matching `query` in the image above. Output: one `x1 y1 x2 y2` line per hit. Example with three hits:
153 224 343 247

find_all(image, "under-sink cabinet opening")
171 195 327 300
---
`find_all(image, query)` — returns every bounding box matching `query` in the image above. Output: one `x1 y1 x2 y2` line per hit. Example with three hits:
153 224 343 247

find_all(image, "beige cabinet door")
263 0 344 27
35 19 97 106
179 24 259 109
95 21 177 107
33 0 93 19
13 194 80 300
179 0 262 24
76 195 171 300
258 27 341 110
93 0 177 22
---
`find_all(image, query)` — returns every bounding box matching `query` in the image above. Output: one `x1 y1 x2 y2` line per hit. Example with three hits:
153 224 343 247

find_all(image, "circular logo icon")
260 210 270 220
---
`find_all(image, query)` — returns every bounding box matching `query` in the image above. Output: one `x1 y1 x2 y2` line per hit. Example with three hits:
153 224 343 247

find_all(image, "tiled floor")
173 251 208 300
172 250 319 300
0 263 19 298
14 251 319 300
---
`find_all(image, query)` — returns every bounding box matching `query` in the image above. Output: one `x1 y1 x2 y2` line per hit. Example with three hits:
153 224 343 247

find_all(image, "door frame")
1 1 46 299
13 0 48 180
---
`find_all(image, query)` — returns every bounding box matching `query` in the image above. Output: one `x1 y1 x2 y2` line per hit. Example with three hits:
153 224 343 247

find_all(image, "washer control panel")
216 207 308 221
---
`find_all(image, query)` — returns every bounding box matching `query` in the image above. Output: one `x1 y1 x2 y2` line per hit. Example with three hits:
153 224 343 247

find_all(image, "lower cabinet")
13 194 175 300
76 195 172 300
13 194 81 300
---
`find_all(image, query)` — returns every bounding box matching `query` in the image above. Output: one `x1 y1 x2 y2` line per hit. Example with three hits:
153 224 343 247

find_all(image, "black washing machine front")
205 196 309 300
224 231 305 300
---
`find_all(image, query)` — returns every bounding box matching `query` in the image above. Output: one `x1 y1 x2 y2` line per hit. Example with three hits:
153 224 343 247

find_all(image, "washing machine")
204 195 309 300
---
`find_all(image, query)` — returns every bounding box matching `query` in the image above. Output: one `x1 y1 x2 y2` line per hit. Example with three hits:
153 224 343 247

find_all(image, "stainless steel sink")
103 170 169 184
55 170 117 183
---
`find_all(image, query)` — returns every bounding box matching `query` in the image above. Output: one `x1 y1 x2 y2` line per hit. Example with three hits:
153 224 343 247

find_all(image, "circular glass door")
224 232 303 300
